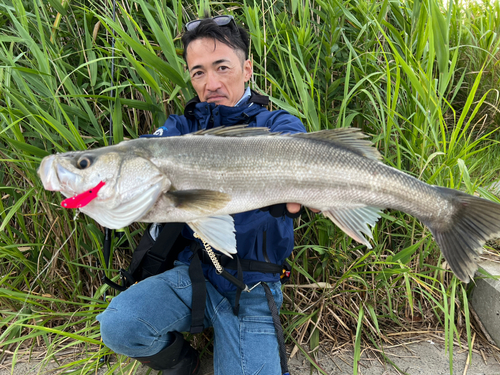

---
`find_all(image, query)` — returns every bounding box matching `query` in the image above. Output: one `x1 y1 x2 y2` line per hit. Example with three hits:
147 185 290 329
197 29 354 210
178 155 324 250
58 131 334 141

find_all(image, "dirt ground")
2 339 500 375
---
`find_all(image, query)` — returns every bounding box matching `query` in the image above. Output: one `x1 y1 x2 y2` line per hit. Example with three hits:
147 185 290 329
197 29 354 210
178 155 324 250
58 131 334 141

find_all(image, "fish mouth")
56 164 83 195
38 155 60 191
38 155 82 194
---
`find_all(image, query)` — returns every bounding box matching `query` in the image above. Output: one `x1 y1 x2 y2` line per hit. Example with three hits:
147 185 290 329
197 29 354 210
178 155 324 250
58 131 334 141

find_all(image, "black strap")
262 283 289 375
233 257 244 315
139 222 185 274
187 241 287 341
217 269 248 291
102 275 127 292
188 245 206 334
198 251 282 274
188 242 249 327
102 223 185 292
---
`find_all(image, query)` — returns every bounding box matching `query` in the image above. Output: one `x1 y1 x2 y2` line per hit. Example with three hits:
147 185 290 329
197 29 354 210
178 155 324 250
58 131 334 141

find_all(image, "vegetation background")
1 0 500 373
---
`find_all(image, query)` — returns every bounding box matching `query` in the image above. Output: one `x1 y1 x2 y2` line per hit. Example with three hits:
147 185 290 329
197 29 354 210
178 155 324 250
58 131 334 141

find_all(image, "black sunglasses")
185 15 235 32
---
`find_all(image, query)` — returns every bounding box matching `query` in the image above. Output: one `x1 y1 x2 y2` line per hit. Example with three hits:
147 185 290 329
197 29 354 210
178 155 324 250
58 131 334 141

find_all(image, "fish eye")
77 157 92 169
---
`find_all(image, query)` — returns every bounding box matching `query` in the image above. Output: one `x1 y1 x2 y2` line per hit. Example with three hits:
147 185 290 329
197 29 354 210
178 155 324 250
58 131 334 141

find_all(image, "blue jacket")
146 91 306 292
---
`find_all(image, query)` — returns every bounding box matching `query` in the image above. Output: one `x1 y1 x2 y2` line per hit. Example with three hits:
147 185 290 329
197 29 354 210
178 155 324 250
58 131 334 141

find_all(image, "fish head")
38 143 170 228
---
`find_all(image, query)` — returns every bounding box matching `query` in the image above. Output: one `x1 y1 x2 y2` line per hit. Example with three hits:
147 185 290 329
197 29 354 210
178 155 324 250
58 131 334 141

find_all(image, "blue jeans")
96 262 283 375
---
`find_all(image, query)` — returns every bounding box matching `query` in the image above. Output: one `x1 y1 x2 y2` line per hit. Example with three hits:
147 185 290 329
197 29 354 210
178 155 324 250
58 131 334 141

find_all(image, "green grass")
1 0 500 373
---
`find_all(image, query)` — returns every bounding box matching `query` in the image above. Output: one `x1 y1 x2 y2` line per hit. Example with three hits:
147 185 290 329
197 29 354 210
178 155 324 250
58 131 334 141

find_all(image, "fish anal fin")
323 206 382 248
167 189 231 214
294 128 381 160
188 215 236 258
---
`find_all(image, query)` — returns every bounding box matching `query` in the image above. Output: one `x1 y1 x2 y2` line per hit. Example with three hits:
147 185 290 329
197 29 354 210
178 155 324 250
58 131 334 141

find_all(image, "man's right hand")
287 203 320 214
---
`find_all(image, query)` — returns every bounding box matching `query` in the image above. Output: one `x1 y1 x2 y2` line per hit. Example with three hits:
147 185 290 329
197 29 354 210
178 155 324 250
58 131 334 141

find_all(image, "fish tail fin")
427 187 500 283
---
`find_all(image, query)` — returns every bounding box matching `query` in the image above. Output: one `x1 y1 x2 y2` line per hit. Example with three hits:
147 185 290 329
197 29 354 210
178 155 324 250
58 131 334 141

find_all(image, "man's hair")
181 17 250 62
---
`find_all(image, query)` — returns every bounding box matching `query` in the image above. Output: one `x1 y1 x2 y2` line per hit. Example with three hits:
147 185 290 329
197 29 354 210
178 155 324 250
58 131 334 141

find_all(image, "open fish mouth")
38 155 59 191
38 155 83 195
56 164 83 196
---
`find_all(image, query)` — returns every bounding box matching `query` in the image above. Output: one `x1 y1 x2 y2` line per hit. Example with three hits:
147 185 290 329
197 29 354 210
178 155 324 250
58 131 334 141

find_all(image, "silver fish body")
143 134 442 220
38 127 500 282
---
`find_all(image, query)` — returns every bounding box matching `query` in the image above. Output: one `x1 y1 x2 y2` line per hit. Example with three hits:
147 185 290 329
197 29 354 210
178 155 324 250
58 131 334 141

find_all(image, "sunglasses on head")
185 15 235 32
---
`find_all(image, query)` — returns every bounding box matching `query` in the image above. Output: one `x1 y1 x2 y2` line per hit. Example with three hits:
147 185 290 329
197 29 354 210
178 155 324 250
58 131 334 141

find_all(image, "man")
97 15 306 375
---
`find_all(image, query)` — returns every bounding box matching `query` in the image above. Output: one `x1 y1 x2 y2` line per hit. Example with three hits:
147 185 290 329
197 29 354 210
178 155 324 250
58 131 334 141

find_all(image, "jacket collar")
184 89 269 120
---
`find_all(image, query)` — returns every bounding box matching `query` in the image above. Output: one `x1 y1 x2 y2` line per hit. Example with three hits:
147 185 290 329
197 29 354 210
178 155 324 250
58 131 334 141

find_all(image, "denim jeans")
96 261 284 375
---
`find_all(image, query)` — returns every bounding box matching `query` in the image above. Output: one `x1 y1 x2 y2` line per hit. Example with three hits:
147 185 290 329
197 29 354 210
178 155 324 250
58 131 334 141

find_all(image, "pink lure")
61 181 106 209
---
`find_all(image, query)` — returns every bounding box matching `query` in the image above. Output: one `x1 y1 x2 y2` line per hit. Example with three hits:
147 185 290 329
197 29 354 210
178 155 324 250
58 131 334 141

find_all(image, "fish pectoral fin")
323 206 382 248
188 215 236 258
167 189 231 214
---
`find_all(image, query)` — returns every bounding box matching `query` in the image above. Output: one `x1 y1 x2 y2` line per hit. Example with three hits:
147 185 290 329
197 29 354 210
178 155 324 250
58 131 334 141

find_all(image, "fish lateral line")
61 181 106 209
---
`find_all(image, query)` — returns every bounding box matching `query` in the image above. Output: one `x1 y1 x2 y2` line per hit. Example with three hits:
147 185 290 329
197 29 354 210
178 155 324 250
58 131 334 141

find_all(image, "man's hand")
286 203 301 214
262 203 320 218
286 203 320 214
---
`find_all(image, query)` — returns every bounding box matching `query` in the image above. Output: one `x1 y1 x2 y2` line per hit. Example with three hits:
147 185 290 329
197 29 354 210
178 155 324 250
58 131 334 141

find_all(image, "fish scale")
38 126 500 283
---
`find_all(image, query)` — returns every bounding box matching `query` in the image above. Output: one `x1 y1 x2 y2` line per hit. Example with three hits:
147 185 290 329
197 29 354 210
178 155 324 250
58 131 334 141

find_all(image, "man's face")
186 38 252 107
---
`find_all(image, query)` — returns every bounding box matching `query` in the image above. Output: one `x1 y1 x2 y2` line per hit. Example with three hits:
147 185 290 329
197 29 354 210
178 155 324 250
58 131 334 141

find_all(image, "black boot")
133 332 200 375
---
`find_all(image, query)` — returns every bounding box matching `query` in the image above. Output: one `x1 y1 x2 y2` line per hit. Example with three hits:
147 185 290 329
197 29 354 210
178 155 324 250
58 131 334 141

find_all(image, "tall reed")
1 0 499 373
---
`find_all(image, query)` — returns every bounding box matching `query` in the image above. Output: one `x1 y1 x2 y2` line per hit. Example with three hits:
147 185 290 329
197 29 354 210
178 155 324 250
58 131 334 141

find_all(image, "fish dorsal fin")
294 128 381 160
323 206 382 248
189 125 274 137
167 189 231 214
188 126 381 159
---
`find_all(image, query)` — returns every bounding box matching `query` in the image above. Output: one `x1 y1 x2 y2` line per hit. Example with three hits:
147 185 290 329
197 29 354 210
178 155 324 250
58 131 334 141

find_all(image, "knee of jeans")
97 306 161 355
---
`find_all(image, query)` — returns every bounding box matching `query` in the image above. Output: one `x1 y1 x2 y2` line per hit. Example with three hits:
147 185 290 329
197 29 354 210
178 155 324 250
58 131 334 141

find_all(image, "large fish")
38 126 500 282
